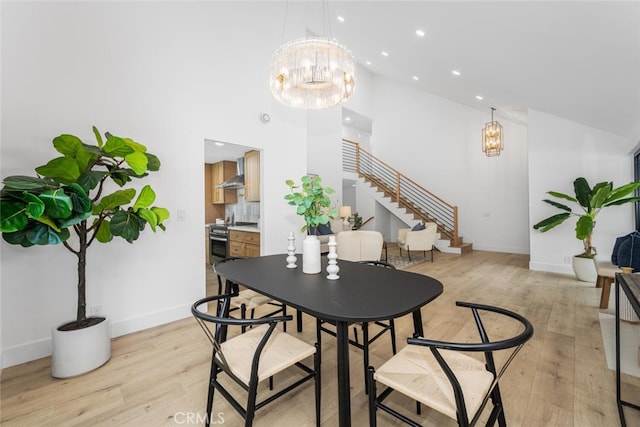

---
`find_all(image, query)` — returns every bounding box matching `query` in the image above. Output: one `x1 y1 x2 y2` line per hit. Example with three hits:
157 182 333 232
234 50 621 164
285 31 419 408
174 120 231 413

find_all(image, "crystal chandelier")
482 107 504 157
270 36 356 110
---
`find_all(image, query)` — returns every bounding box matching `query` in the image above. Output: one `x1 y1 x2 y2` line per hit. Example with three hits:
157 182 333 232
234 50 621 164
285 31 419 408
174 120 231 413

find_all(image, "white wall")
369 76 530 254
342 180 357 209
0 1 308 367
3 2 637 369
528 110 635 274
345 65 376 121
307 108 343 208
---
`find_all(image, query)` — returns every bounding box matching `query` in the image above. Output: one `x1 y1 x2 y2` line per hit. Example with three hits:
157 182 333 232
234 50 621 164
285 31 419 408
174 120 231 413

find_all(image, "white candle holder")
286 232 297 268
326 235 339 279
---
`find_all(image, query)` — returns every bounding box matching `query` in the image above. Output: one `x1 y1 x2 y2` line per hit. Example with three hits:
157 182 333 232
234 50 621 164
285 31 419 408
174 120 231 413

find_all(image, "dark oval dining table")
216 254 444 427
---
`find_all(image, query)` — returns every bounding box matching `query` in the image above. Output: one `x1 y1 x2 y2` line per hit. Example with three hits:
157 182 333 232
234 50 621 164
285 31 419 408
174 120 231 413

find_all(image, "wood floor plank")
2 248 639 426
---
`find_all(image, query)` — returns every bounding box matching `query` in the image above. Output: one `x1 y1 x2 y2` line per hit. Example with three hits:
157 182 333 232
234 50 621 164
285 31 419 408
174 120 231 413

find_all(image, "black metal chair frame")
192 293 321 427
317 260 398 391
214 257 288 332
367 301 534 427
399 244 435 262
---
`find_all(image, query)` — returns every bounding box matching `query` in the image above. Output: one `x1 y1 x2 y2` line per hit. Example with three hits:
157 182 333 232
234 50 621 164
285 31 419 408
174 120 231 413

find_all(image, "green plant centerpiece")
533 177 640 258
0 126 169 331
284 175 338 233
352 212 363 230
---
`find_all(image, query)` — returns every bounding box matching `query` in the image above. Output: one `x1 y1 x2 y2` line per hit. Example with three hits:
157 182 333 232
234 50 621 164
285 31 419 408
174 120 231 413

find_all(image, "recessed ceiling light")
381 51 389 57
415 29 425 37
412 76 419 81
345 116 352 121
475 95 484 100
365 60 372 66
451 70 461 76
214 142 224 146
337 16 345 23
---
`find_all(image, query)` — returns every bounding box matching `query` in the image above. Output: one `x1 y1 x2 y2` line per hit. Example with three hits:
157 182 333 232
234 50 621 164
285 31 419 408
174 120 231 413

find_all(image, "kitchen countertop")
228 225 260 233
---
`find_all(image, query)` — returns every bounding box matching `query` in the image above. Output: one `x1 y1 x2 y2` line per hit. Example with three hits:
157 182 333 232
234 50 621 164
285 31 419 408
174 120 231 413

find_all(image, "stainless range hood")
216 157 244 189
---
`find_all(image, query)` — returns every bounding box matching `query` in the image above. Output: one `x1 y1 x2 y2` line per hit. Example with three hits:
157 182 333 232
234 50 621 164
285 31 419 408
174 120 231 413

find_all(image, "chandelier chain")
280 1 289 44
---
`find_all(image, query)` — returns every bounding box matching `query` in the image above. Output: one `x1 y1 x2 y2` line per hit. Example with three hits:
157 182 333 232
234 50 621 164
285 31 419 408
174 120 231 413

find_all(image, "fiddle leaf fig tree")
533 177 640 258
0 127 169 329
285 175 338 233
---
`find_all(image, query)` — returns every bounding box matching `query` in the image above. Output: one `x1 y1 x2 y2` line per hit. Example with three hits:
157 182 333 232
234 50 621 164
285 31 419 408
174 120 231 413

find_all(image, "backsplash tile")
225 187 260 223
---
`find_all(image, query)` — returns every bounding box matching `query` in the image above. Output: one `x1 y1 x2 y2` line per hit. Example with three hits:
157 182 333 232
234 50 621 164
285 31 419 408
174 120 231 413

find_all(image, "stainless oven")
209 225 228 263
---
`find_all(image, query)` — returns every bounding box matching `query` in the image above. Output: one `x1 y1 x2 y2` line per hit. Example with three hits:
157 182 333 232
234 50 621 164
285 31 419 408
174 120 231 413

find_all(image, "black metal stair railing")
342 139 460 246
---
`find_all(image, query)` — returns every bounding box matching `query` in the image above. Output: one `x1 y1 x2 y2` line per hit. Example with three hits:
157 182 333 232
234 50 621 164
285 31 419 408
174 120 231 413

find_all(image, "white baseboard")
1 303 192 369
1 337 52 369
110 303 192 338
529 261 574 276
472 244 530 254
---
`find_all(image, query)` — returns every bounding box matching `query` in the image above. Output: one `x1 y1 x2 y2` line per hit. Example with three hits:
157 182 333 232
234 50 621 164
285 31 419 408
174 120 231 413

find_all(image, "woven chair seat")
192 292 320 426
374 345 494 421
230 290 275 310
369 302 533 426
218 324 316 385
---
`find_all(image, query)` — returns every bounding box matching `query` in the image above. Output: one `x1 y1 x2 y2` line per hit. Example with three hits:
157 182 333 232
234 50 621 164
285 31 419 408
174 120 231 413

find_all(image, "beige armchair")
397 222 437 262
317 218 350 253
336 230 384 262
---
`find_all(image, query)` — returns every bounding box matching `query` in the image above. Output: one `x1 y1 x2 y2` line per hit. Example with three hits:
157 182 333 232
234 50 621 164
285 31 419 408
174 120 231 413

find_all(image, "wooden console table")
614 273 640 426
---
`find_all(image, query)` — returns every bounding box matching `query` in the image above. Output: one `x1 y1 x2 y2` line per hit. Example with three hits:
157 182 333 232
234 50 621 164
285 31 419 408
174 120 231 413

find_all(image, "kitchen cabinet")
212 161 237 204
229 230 260 257
204 164 225 223
244 150 260 202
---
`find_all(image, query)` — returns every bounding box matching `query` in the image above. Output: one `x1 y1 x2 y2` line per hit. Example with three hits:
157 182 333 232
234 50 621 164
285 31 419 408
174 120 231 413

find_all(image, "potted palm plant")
533 177 640 281
285 175 337 273
0 126 169 377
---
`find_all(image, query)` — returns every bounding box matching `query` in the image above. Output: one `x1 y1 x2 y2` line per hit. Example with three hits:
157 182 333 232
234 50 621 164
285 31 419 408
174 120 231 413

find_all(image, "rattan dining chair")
317 260 397 391
192 293 321 427
367 301 534 427
214 257 287 332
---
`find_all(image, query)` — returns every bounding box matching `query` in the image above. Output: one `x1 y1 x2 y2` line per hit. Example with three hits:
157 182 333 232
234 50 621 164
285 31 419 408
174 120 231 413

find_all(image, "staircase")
343 140 472 255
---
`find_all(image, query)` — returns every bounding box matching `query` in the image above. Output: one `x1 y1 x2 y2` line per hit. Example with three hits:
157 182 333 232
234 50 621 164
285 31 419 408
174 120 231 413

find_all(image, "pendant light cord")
323 0 333 40
280 0 289 44
280 0 334 42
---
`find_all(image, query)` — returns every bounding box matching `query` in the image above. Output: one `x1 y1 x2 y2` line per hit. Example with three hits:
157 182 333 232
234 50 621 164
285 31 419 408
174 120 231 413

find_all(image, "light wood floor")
2 249 639 426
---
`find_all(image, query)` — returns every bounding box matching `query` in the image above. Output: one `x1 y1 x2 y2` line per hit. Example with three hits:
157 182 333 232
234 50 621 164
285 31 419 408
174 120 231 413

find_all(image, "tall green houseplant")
284 175 337 232
533 177 640 257
0 126 169 330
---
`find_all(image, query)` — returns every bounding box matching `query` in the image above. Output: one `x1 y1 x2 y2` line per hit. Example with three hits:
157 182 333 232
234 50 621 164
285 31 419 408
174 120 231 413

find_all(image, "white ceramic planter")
572 256 597 282
302 235 321 274
51 317 111 378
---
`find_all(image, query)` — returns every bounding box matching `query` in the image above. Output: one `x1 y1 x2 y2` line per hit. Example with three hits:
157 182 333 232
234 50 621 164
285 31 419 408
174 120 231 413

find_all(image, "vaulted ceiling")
302 1 640 142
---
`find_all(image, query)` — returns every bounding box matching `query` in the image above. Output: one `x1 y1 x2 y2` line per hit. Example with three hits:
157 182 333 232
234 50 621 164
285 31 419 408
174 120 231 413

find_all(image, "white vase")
303 235 321 274
51 317 111 378
572 256 597 282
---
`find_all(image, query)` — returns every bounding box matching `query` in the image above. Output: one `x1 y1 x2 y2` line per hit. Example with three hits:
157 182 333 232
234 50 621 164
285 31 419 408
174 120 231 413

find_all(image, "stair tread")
450 242 472 248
